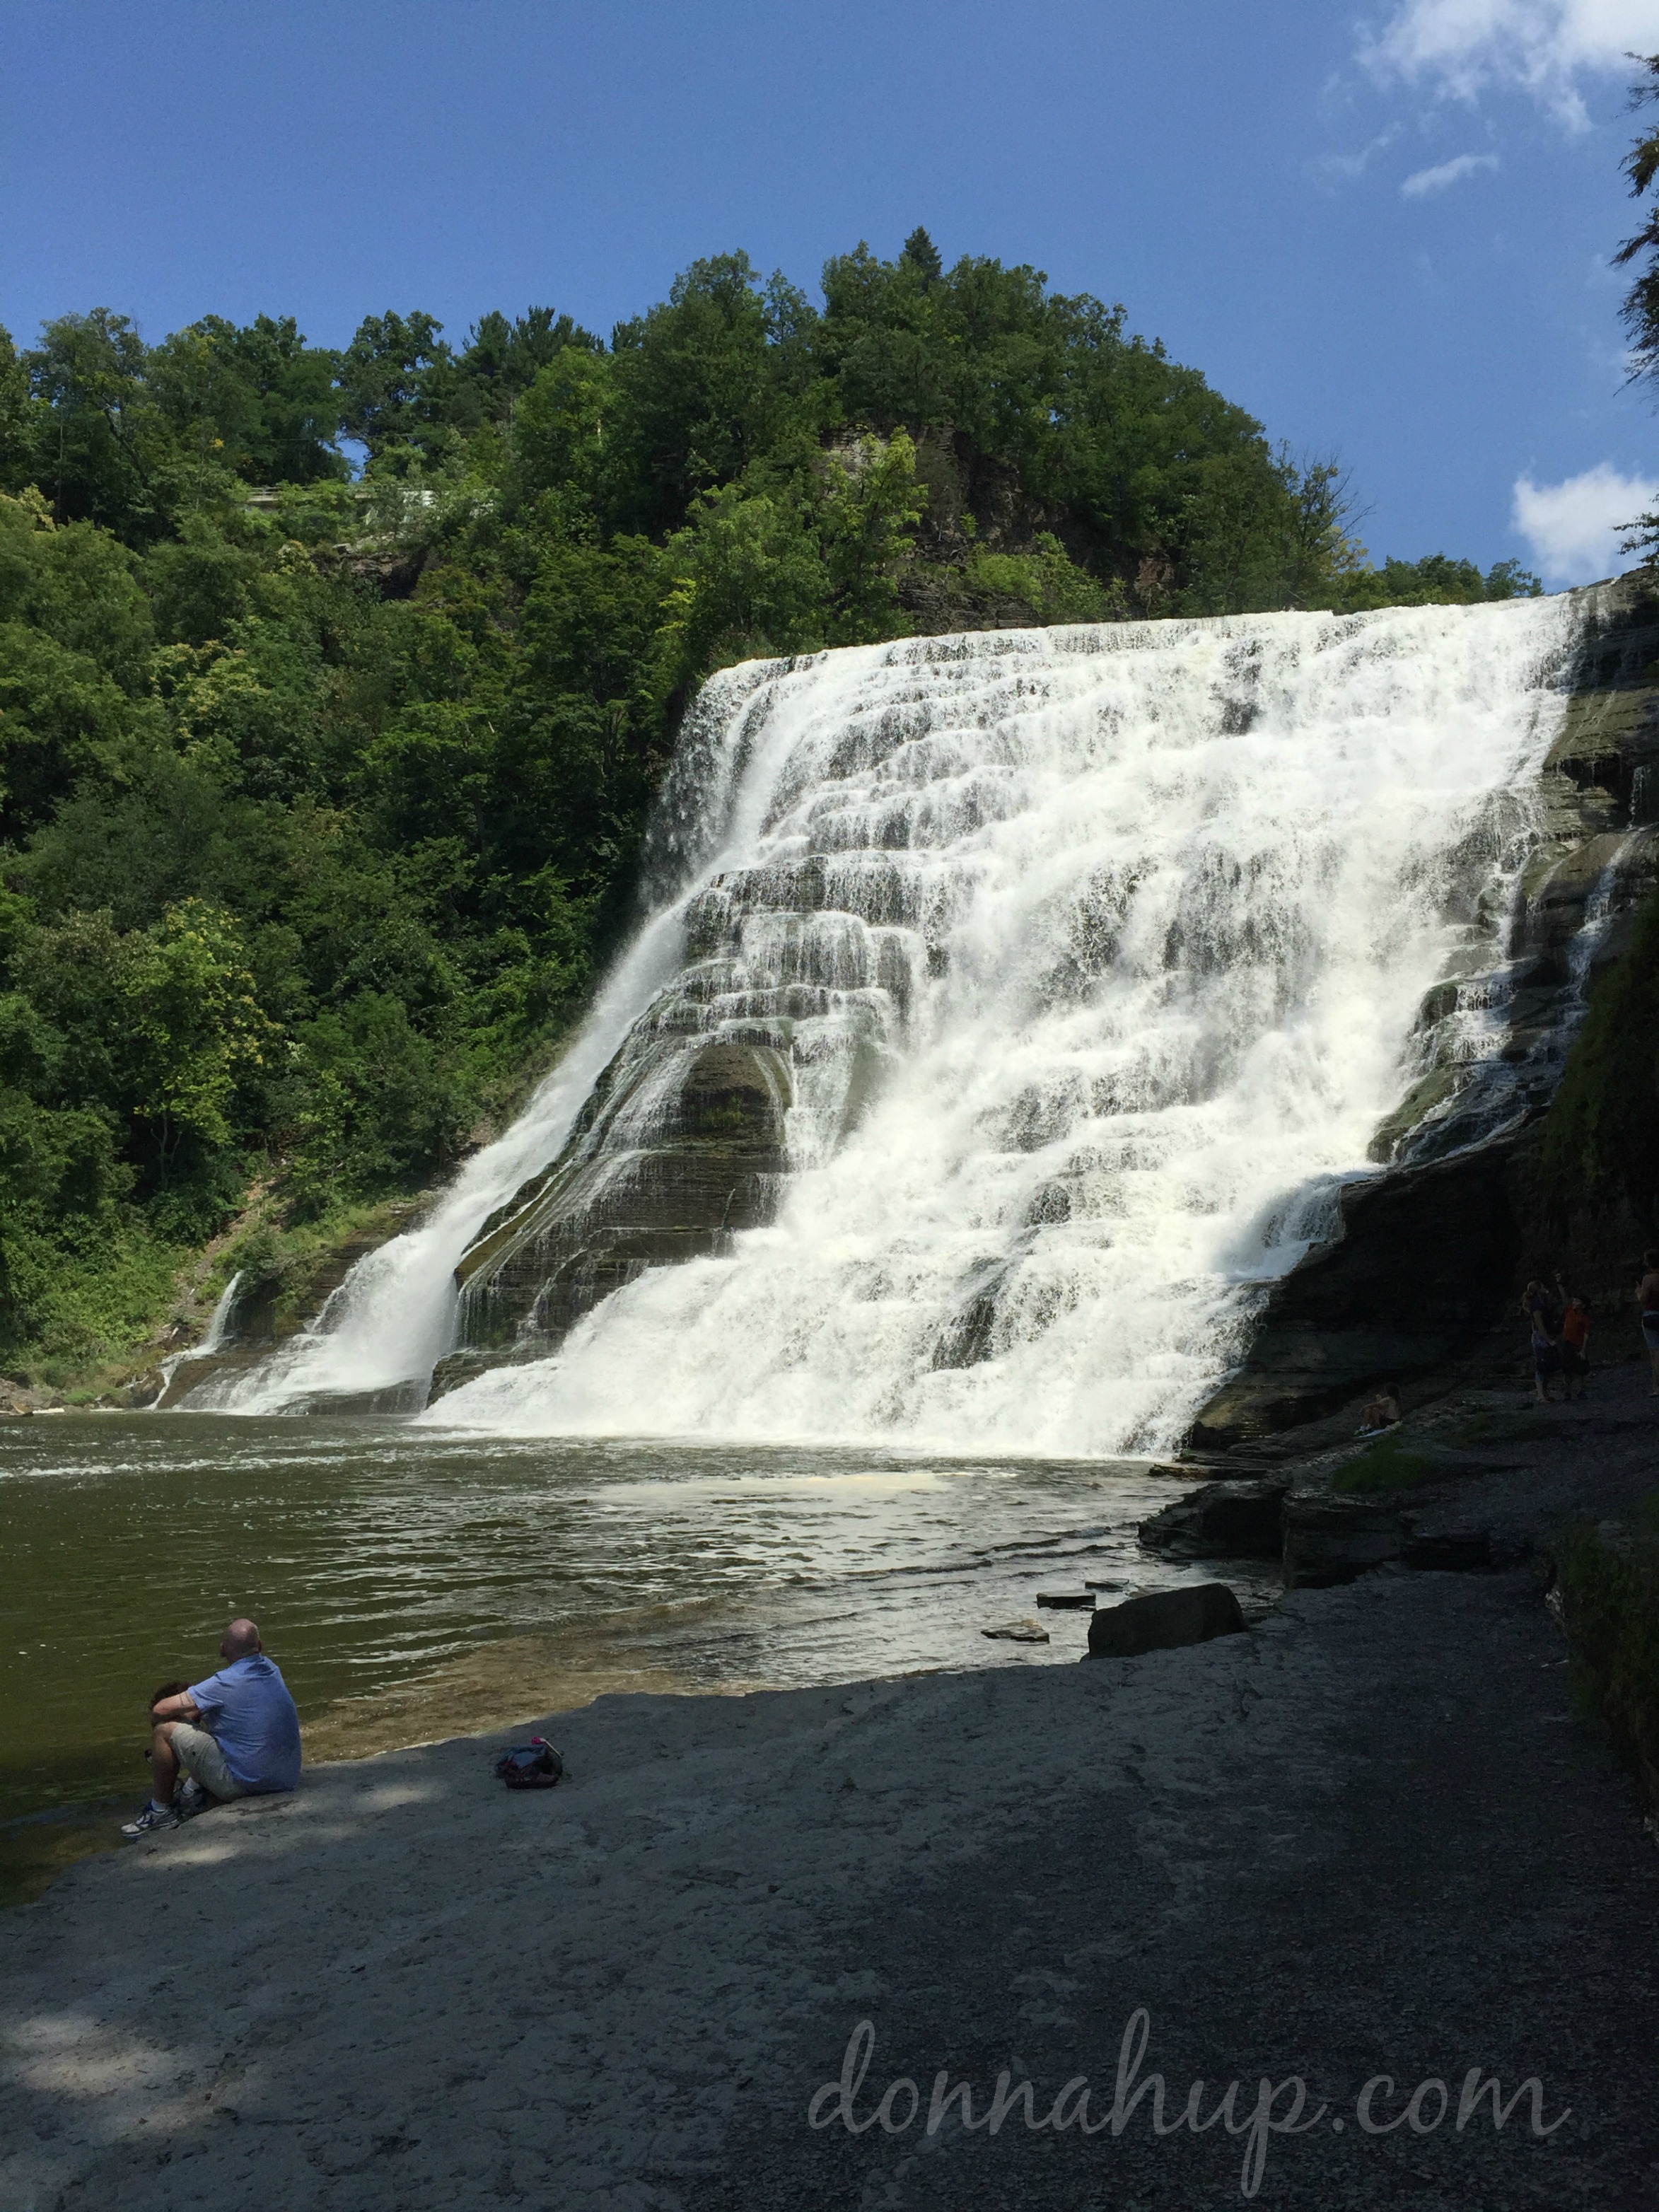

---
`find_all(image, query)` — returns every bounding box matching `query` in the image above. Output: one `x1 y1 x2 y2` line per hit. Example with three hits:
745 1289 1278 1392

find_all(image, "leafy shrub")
1330 1434 1445 1493
1553 1501 1659 1819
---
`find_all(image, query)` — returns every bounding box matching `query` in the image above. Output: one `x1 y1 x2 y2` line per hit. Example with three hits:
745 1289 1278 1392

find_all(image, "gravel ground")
3 1371 1657 2212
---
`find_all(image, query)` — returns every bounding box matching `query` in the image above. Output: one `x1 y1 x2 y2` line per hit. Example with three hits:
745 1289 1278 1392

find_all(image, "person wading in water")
122 1617 301 1838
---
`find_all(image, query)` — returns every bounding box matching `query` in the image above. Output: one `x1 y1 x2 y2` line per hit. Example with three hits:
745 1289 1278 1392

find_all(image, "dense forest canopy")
0 234 1540 1378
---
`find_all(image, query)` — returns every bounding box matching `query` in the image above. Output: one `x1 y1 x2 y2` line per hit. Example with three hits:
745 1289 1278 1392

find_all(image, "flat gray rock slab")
3 1571 1657 2210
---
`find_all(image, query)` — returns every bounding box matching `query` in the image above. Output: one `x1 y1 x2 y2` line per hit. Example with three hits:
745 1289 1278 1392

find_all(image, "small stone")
981 1619 1051 1643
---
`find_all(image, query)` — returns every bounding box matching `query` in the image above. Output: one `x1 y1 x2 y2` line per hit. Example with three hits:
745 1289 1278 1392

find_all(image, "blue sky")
2 0 1657 582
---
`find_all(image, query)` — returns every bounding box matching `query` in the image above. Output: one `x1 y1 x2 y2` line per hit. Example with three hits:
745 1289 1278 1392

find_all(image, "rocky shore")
4 1369 1658 2211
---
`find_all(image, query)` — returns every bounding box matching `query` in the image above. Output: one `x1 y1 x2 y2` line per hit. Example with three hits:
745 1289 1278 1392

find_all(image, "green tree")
1331 551 1541 612
607 255 797 535
510 346 615 513
339 310 454 467
817 429 926 639
0 325 37 492
0 623 139 841
0 489 154 687
148 314 344 484
25 309 166 538
900 227 943 284
458 308 600 426
122 900 277 1158
144 520 264 646
656 480 830 692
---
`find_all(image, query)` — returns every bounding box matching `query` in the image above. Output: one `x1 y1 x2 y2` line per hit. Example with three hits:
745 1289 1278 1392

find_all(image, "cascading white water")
154 1270 245 1401
202 599 1578 1450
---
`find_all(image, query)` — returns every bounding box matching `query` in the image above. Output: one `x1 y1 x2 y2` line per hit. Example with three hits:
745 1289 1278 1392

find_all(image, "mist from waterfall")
199 599 1577 1452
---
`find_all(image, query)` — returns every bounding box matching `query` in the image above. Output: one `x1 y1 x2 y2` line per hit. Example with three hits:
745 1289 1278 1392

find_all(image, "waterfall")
193 599 1578 1450
155 1271 245 1400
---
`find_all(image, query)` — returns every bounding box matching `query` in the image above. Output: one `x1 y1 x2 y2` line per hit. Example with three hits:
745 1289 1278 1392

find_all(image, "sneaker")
176 1779 210 1820
121 1800 180 1840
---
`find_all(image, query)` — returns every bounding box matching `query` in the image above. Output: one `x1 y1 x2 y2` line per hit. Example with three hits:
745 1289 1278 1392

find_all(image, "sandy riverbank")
4 1471 1659 2212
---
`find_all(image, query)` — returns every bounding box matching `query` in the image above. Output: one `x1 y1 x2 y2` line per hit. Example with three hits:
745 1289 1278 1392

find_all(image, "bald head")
221 1618 262 1660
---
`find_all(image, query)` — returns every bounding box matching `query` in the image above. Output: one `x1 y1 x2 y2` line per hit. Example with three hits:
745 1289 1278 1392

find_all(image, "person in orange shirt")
1556 1276 1590 1402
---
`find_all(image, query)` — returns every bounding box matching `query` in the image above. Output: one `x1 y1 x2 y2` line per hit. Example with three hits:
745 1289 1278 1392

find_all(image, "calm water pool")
0 1413 1256 1896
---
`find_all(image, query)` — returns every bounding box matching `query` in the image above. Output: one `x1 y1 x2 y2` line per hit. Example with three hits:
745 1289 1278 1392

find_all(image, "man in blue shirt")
122 1618 301 1839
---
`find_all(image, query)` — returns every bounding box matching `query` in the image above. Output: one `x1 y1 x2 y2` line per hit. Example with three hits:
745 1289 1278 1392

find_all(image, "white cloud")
1513 462 1659 579
1317 125 1403 181
1401 150 1502 192
1366 0 1659 122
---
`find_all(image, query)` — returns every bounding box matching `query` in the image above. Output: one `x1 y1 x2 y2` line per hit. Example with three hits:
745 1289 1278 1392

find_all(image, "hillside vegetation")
0 233 1539 1383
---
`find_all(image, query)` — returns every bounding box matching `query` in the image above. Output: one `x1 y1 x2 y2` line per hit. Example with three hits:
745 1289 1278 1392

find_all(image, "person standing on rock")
1523 1280 1561 1404
122 1617 301 1838
1639 1250 1659 1397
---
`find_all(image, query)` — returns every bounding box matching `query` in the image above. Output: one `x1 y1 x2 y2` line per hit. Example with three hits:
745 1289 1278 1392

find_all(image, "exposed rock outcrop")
1281 1498 1409 1588
431 1035 792 1399
1280 1496 1498 1587
1188 1146 1522 1448
1138 1478 1290 1561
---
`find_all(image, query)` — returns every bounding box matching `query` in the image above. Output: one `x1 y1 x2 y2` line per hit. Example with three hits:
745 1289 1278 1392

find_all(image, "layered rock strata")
428 1035 793 1400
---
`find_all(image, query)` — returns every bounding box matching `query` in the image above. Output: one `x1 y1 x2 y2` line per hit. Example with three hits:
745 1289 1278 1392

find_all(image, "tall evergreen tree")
900 227 942 283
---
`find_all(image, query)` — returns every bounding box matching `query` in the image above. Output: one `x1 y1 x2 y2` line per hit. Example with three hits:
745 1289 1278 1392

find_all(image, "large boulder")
1085 1583 1245 1660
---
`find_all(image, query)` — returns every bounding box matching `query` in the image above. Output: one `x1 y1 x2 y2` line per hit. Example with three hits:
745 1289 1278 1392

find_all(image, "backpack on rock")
492 1737 564 1789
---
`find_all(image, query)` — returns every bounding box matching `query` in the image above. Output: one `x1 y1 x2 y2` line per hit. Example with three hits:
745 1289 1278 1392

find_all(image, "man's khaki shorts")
169 1723 248 1803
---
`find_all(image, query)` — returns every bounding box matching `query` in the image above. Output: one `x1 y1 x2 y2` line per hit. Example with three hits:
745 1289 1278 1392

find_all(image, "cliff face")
1190 573 1659 1448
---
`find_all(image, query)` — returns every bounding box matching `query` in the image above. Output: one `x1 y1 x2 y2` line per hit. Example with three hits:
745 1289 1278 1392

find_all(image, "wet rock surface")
1189 1146 1523 1448
434 1035 792 1395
